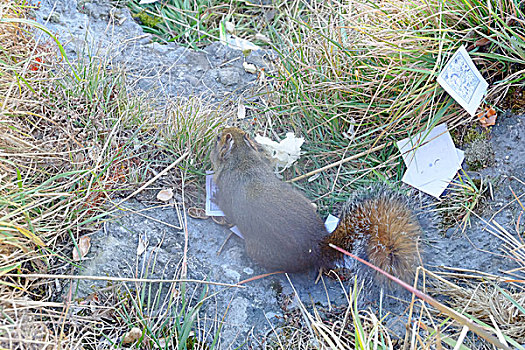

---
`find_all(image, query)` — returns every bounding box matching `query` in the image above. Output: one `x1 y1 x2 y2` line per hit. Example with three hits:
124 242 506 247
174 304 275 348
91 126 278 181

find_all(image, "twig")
217 231 234 256
115 151 189 207
238 271 285 285
328 243 513 350
289 144 385 182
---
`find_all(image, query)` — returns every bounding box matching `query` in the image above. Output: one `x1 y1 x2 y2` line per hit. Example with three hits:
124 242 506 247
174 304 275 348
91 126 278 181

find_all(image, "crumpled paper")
255 133 304 172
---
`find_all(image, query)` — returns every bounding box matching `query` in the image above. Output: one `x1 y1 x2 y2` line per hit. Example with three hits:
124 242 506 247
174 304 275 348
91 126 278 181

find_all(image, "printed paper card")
437 45 488 116
205 172 225 217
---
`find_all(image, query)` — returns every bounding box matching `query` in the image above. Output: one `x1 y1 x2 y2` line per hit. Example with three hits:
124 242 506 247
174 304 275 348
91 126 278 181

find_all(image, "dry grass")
0 2 227 348
266 278 396 349
433 279 525 341
256 0 525 214
1 0 524 349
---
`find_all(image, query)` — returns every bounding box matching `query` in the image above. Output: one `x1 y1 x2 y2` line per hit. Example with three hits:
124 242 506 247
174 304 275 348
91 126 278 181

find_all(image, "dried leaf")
137 234 148 256
154 338 169 348
307 173 321 182
225 21 235 34
475 37 491 47
480 114 497 127
255 33 271 43
477 107 497 127
211 216 228 226
225 35 261 51
157 189 173 202
187 207 209 220
72 235 91 261
237 102 246 119
122 327 142 344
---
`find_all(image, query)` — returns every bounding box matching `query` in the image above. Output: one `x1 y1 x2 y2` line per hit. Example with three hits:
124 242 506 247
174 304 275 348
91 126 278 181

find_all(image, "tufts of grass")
266 278 394 349
251 0 525 214
159 97 226 175
126 0 291 49
0 2 225 347
98 255 214 349
127 0 217 48
437 170 488 232
427 266 525 348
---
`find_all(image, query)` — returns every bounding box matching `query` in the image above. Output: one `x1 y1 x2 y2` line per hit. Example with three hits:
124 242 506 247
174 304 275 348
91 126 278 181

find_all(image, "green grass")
251 0 525 214
437 170 488 232
113 271 210 349
2 0 525 348
126 0 290 49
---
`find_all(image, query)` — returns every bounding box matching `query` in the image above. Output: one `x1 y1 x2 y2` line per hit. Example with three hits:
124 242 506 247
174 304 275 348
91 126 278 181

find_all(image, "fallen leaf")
211 216 228 226
187 207 209 220
225 35 261 51
255 33 271 43
475 37 491 47
157 189 173 202
122 327 142 344
154 338 168 348
477 106 497 127
307 173 321 182
225 21 235 34
237 102 246 119
72 235 91 261
137 234 148 256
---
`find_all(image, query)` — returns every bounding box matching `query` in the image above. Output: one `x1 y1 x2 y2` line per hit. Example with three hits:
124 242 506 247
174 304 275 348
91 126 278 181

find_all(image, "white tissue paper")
255 133 305 172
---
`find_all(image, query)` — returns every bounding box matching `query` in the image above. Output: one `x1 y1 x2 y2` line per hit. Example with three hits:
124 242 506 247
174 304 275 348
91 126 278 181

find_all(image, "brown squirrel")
211 127 421 282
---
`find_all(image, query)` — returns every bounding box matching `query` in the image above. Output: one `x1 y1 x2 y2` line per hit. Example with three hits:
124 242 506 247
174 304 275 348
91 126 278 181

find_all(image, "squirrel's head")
211 127 258 169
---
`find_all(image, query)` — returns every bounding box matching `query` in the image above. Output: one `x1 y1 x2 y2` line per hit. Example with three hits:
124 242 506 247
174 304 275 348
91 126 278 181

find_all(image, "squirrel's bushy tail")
323 188 421 284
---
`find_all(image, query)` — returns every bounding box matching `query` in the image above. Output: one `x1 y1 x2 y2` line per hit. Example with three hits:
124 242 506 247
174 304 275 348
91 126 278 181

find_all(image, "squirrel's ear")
243 133 258 151
219 133 234 160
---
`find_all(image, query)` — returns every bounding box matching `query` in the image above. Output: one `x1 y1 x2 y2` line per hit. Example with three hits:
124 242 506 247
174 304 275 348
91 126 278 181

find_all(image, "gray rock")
35 0 270 104
218 68 242 86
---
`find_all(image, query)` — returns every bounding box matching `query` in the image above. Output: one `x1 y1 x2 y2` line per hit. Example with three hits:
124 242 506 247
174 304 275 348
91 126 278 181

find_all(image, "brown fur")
323 192 421 283
211 128 326 272
211 127 421 281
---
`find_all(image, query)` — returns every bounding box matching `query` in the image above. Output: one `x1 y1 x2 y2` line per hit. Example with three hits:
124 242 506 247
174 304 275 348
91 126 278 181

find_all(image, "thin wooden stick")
328 243 513 350
289 144 385 182
115 151 189 207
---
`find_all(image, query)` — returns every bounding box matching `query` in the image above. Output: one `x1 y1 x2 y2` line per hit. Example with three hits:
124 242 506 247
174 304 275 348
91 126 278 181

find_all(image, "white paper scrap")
397 123 464 198
205 172 225 216
437 45 488 116
254 133 304 172
223 35 261 51
230 226 244 239
324 214 340 233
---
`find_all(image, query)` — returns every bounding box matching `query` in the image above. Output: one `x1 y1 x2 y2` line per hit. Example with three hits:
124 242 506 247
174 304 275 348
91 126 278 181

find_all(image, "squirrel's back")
211 127 327 273
211 127 422 281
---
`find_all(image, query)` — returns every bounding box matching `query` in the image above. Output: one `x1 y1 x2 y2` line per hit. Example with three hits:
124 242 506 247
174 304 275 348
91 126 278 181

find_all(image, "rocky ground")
36 0 271 104
35 0 524 348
